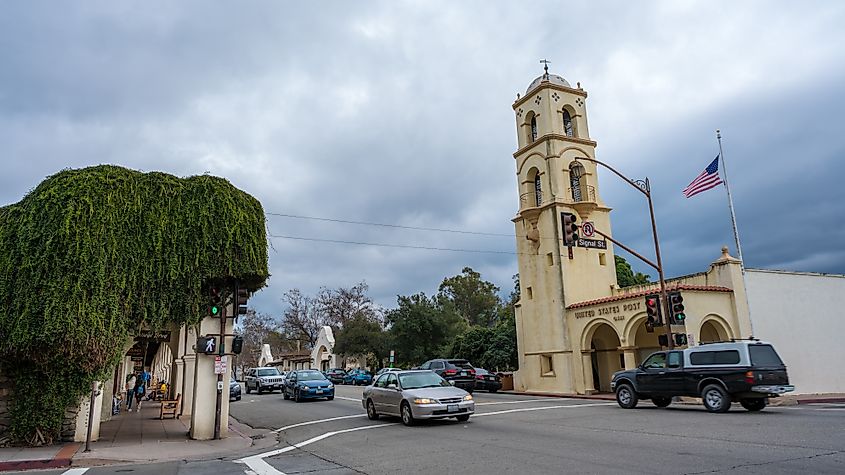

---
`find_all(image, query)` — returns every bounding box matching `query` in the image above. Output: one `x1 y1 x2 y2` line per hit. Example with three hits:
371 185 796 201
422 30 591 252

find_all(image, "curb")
797 397 845 405
0 443 80 473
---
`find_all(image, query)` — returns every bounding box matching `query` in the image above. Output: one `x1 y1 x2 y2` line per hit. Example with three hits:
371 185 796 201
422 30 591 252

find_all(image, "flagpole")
716 129 754 336
716 129 744 267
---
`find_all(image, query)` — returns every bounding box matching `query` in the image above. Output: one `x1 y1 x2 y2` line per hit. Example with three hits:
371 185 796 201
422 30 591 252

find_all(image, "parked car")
229 376 242 401
283 369 335 402
245 367 285 394
611 340 794 413
324 368 348 384
362 370 474 426
473 368 502 392
374 367 402 380
418 359 476 393
343 368 373 386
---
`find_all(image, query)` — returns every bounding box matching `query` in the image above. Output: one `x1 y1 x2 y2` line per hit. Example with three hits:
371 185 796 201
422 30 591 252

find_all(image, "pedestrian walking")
125 374 137 411
134 377 146 410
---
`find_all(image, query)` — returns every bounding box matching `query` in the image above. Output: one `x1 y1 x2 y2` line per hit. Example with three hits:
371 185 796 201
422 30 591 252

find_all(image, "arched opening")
563 109 575 137
700 319 731 343
631 317 667 364
530 115 538 142
315 345 330 371
569 162 586 202
526 167 542 207
588 323 622 392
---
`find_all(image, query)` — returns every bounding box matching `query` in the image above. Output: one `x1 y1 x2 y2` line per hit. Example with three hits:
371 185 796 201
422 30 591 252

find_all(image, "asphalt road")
14 385 845 474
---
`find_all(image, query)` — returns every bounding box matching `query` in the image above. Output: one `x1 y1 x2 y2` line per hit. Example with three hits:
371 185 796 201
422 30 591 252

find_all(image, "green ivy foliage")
0 165 269 442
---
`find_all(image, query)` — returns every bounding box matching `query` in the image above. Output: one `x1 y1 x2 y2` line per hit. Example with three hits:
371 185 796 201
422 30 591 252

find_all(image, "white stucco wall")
746 269 845 394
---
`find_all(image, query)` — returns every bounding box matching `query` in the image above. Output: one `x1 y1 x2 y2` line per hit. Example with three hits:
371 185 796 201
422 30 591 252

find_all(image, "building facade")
511 69 753 395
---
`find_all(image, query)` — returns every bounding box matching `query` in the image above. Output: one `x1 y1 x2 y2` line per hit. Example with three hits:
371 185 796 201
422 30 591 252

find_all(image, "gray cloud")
2 1 844 314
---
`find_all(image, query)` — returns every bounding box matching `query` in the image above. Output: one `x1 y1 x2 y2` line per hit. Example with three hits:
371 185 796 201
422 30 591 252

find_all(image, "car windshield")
257 368 280 376
475 368 489 375
398 372 450 389
298 371 326 381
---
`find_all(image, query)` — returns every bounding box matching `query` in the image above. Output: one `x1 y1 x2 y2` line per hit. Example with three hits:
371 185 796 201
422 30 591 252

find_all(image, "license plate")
487 376 494 380
316 389 322 394
460 371 467 376
447 404 458 413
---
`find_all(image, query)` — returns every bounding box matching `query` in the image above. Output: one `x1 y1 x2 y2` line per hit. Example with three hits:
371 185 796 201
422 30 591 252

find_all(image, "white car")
362 370 474 426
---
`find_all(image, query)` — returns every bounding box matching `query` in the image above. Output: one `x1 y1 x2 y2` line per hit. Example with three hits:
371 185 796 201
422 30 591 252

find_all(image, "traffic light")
197 336 217 354
668 291 686 324
209 287 222 317
658 334 669 347
645 294 662 328
234 282 249 317
231 335 244 354
561 212 579 247
674 333 688 346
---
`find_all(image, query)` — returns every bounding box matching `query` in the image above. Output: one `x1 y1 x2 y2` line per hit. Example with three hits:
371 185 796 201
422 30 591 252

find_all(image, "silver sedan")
362 370 475 426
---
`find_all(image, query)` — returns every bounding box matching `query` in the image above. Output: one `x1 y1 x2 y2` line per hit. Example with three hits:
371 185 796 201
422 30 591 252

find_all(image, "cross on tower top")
540 59 551 78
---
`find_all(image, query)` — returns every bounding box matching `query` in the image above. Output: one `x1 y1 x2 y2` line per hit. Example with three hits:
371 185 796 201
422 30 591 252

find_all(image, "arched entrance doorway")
315 345 330 371
630 318 667 365
587 323 622 392
700 317 732 344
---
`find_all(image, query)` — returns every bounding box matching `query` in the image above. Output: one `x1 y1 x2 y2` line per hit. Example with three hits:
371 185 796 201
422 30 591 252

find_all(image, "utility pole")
213 290 226 440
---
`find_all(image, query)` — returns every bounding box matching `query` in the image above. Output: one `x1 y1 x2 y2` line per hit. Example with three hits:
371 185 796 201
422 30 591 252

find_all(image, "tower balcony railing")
567 185 596 203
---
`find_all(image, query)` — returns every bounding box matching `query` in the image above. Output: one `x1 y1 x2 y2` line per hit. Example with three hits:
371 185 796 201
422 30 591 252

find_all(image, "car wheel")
294 389 302 403
366 399 379 420
456 414 470 422
257 385 263 395
235 395 241 401
400 402 416 426
283 389 289 400
652 397 672 408
740 398 767 412
701 384 731 413
615 383 639 409
245 384 251 394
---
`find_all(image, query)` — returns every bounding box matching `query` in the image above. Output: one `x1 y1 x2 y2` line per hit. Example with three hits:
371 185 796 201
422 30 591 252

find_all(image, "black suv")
418 359 476 393
611 340 794 413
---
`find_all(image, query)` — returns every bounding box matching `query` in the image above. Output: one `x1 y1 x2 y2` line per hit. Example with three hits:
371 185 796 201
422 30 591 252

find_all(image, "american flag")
683 155 723 198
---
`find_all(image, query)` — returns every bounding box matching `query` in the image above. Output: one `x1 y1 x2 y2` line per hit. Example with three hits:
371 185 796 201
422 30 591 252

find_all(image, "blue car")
343 369 373 386
283 369 335 402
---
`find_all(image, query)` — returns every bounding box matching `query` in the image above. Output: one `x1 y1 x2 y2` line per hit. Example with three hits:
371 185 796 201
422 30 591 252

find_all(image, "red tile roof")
566 284 733 309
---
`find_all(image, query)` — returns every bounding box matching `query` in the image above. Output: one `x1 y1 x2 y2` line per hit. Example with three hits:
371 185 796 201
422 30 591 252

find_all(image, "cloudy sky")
2 1 844 315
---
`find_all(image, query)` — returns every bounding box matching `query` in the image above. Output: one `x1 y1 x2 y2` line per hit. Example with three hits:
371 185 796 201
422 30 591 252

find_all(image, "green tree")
615 255 651 287
386 293 464 366
333 314 389 367
437 267 501 327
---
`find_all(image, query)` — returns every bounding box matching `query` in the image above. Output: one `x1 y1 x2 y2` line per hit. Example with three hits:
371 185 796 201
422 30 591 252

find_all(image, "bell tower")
511 65 618 393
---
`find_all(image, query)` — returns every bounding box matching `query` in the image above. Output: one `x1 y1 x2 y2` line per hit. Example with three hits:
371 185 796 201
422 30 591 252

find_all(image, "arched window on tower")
569 162 586 202
530 116 538 142
563 109 574 137
534 172 543 206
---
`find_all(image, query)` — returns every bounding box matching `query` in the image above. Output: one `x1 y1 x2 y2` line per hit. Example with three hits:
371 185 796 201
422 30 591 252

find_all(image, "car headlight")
413 398 434 404
463 394 473 401
327 383 334 388
299 384 307 389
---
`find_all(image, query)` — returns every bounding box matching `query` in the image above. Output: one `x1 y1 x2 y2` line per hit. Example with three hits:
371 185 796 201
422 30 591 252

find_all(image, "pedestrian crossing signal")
197 336 217 354
658 334 669 347
674 333 688 346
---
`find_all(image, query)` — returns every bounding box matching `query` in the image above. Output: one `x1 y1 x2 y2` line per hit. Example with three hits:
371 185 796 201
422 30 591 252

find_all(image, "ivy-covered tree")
0 165 268 444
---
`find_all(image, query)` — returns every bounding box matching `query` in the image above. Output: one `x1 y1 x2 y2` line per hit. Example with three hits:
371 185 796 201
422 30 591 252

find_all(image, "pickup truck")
610 340 794 413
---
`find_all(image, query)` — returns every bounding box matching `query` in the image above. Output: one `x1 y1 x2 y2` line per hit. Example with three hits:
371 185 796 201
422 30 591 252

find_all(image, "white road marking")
815 407 845 411
334 396 361 402
475 402 615 417
476 398 570 406
271 414 367 433
246 400 615 474
238 423 395 474
62 469 90 475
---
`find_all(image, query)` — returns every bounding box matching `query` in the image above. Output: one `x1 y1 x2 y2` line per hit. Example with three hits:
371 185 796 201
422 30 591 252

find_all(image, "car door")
661 351 686 395
369 374 388 411
636 352 667 394
286 372 297 396
381 373 402 416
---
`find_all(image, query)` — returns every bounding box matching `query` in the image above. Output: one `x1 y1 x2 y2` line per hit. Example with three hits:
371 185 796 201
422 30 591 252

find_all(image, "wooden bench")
159 393 181 419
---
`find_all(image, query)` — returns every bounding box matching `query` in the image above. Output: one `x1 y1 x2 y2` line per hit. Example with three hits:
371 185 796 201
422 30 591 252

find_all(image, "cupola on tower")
511 64 618 394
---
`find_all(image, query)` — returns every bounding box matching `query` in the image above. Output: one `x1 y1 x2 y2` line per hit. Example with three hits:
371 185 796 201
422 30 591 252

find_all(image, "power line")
265 212 513 237
267 234 520 255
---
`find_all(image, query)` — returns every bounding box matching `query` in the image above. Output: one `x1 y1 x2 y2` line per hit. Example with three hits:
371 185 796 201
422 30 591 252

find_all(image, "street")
12 384 845 475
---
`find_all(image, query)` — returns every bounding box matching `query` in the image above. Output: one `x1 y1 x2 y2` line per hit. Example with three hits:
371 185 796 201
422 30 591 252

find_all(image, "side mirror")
387 383 399 390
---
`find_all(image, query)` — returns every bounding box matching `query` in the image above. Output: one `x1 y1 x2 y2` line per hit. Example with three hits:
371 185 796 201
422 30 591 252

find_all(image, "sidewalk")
0 400 275 471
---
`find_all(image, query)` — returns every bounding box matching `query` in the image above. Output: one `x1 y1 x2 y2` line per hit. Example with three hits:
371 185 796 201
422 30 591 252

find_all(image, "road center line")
62 469 90 475
475 402 615 417
334 396 361 402
476 398 569 406
272 414 367 433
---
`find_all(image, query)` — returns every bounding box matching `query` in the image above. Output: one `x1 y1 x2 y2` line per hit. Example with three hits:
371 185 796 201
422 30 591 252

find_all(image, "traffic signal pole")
574 158 674 349
214 294 225 440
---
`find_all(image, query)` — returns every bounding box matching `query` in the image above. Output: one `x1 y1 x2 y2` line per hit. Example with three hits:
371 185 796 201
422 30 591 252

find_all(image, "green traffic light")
211 305 219 316
676 313 685 321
